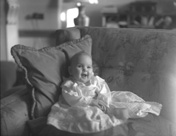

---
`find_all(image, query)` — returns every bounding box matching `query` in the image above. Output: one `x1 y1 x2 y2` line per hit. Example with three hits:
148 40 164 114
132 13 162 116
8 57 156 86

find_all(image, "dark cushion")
38 124 128 136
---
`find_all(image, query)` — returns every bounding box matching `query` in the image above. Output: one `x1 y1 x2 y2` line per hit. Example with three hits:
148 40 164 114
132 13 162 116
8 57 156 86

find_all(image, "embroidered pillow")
11 35 92 118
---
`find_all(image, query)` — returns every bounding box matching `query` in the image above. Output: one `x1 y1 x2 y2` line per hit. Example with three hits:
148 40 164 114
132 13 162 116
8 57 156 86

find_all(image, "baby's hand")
93 91 99 99
97 102 108 113
90 100 108 113
90 100 98 107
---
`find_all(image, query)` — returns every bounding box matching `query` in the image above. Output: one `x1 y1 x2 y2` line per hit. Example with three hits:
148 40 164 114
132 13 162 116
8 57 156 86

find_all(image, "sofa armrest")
1 86 32 136
1 85 26 99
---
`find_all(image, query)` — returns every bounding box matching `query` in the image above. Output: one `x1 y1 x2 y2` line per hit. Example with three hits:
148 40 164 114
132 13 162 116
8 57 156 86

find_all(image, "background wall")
1 0 176 60
18 0 60 49
17 0 176 29
17 0 176 31
17 0 176 48
0 0 7 60
18 0 59 30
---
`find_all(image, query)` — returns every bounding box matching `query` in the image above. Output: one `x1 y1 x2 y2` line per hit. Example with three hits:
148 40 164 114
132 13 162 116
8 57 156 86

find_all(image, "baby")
47 51 162 134
61 51 111 112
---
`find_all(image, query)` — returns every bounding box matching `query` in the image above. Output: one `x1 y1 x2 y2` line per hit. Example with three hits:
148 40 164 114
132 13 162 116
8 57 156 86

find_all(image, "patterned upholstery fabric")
78 27 176 123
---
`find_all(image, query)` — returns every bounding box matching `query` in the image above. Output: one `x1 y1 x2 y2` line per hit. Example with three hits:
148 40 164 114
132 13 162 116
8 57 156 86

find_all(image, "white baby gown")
47 76 162 134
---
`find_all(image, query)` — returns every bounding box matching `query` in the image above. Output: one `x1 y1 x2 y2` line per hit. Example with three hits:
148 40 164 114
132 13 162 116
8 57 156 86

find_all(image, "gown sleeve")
62 80 92 107
95 76 112 107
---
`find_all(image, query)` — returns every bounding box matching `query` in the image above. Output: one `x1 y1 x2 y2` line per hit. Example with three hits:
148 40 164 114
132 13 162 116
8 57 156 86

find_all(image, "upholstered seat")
1 27 176 136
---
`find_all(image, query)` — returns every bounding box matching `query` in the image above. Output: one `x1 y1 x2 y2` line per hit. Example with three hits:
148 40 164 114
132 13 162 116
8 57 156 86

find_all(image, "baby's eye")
87 66 92 69
77 64 82 68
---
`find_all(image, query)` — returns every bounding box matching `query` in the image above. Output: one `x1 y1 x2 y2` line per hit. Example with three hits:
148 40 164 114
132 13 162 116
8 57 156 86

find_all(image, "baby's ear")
91 71 94 76
68 66 72 75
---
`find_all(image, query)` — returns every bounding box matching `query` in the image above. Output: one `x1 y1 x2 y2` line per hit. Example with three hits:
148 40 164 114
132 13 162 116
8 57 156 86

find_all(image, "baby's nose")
83 66 87 71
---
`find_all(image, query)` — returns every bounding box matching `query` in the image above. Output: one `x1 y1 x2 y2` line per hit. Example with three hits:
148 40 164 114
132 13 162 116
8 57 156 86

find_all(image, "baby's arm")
62 85 92 107
96 79 111 107
90 77 112 112
90 99 108 113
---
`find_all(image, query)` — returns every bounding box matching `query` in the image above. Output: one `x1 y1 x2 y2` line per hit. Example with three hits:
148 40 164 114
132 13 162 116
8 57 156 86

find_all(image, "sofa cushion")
11 35 92 118
38 124 128 136
59 34 91 58
55 27 81 45
1 86 30 136
101 68 127 91
27 117 47 136
78 27 176 122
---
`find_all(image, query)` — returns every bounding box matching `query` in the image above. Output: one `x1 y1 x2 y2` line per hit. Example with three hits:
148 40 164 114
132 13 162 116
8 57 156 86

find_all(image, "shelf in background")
19 30 55 37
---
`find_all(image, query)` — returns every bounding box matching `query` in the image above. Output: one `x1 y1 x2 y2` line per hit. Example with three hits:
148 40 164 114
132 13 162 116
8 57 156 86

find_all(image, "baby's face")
69 54 93 84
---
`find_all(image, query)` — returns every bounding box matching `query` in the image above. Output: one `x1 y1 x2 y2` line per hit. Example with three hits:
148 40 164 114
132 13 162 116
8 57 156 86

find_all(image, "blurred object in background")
74 4 90 26
63 0 98 27
155 16 173 29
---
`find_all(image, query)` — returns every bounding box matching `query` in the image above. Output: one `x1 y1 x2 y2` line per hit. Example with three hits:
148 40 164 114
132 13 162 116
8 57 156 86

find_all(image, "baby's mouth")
81 73 88 78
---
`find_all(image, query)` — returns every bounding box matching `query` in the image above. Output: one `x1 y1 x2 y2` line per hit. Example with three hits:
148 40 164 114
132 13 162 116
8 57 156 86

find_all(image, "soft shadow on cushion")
27 117 47 136
58 34 99 77
11 45 66 118
59 34 92 59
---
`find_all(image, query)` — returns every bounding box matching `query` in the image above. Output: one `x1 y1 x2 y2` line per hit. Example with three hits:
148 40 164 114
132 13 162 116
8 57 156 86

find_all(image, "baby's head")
69 51 93 84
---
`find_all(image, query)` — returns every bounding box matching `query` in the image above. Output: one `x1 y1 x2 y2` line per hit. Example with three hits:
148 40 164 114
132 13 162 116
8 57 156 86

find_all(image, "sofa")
0 61 26 99
1 27 176 136
0 61 17 98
